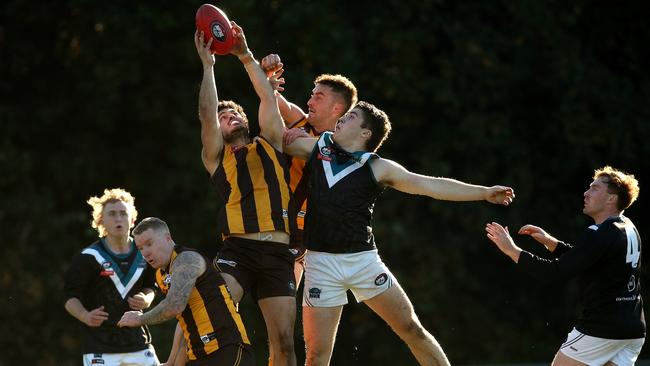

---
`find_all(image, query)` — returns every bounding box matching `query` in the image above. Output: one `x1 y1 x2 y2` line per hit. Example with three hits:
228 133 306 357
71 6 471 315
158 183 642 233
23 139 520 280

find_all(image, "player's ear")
332 101 345 116
607 193 618 205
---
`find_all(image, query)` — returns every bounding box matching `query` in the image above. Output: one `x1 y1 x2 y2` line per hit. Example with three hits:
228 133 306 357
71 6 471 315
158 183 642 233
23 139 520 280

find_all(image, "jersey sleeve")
551 241 573 257
517 227 610 283
63 252 100 303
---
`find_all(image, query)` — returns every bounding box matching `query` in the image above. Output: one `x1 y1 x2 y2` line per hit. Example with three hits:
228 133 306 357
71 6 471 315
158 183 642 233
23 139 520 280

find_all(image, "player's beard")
223 124 249 143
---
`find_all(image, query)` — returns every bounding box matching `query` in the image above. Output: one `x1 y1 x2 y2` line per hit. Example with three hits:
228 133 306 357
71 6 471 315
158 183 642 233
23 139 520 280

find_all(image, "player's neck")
104 235 132 254
226 136 250 151
309 118 337 134
336 138 366 153
591 208 622 225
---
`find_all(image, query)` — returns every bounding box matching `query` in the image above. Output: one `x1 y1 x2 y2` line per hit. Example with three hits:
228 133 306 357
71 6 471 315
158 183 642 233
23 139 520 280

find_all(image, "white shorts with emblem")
559 328 644 366
82 345 159 366
303 249 393 307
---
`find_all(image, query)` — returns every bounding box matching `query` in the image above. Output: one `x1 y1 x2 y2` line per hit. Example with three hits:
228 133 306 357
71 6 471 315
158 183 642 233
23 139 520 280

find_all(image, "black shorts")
188 343 255 366
214 237 296 301
289 229 306 264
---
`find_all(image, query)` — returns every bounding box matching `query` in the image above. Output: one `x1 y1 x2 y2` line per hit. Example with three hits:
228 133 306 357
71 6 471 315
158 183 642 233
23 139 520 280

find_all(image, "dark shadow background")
1 0 649 364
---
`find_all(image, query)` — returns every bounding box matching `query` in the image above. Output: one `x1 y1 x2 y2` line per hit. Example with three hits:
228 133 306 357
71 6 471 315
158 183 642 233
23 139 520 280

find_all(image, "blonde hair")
593 166 640 211
87 188 138 237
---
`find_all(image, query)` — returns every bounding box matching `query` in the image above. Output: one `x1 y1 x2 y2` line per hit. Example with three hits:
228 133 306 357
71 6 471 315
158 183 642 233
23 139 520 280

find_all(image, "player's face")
333 108 367 146
218 108 248 141
583 177 616 217
101 201 134 238
307 84 340 126
135 229 171 269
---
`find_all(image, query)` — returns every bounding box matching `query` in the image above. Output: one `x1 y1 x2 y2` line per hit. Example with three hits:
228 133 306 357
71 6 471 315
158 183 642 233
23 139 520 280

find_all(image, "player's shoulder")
582 216 626 243
174 247 207 268
320 131 334 142
75 239 103 258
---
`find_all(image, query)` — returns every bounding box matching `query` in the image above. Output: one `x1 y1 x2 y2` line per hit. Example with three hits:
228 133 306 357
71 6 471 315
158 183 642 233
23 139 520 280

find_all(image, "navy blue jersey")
519 216 645 339
303 132 385 253
63 238 156 354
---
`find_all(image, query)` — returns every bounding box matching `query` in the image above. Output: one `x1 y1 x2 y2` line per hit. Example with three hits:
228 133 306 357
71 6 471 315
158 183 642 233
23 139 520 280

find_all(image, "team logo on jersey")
91 358 105 364
318 146 333 161
374 273 388 286
100 261 114 276
289 248 299 256
145 350 155 358
200 332 216 344
282 208 289 218
215 258 237 268
628 275 636 292
289 281 296 291
308 287 322 299
163 274 172 285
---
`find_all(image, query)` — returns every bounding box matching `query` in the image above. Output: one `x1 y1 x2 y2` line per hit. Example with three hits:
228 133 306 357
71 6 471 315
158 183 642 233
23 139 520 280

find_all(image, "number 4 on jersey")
625 226 641 268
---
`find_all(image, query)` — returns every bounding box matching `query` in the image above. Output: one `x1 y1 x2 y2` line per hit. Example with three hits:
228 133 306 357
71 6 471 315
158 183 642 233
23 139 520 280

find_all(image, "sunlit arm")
372 158 492 201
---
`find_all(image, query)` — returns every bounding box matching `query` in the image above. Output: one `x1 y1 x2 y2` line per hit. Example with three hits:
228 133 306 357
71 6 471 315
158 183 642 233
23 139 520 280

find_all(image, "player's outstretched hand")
261 54 283 76
485 185 515 205
83 305 109 327
117 310 143 328
518 224 558 250
269 68 285 93
128 292 152 311
486 222 523 262
283 128 309 146
229 21 250 58
194 30 215 67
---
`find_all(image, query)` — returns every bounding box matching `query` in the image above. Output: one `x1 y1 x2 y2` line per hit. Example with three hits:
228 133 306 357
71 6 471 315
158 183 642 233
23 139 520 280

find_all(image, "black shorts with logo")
289 229 306 264
214 236 296 301
188 343 255 366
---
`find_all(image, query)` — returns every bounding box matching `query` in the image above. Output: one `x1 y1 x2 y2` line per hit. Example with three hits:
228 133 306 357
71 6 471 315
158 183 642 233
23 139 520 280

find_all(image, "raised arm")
283 135 318 160
194 31 223 175
370 158 514 205
118 251 205 327
261 53 308 126
229 22 285 151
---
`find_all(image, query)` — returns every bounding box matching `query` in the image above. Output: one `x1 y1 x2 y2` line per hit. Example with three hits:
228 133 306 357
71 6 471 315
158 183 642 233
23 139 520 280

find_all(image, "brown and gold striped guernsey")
286 117 324 230
155 246 250 361
211 136 292 236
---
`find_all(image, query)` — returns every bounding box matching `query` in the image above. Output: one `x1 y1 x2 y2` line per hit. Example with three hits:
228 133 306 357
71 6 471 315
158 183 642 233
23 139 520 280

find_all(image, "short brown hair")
594 166 640 211
218 100 248 124
315 74 358 114
87 188 137 237
133 217 170 236
355 101 392 152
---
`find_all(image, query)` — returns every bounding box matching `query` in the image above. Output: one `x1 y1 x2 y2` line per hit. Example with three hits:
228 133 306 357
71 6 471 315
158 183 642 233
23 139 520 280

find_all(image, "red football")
195 4 235 55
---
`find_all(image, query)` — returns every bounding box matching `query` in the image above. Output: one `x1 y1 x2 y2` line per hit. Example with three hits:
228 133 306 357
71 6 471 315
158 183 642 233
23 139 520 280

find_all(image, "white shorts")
303 249 394 307
559 328 644 366
83 346 159 366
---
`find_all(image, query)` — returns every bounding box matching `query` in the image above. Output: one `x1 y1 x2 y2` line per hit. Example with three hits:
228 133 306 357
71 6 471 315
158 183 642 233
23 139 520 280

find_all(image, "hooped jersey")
518 215 645 339
303 132 385 253
156 245 250 360
211 136 292 237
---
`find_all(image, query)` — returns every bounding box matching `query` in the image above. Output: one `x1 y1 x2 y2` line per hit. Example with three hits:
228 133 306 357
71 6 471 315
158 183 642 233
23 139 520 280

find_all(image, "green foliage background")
1 0 648 364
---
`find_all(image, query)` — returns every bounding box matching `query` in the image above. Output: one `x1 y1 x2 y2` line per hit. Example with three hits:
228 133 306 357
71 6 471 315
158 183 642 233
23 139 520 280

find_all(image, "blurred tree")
1 0 648 364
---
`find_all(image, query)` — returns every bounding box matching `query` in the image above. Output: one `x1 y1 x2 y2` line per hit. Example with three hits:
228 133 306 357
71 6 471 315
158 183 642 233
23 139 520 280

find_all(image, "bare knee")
394 318 428 341
305 345 330 366
271 330 295 356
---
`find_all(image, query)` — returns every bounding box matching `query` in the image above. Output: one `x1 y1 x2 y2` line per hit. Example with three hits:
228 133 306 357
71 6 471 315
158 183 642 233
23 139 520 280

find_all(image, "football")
195 4 235 55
